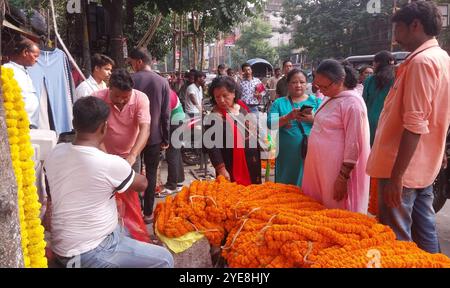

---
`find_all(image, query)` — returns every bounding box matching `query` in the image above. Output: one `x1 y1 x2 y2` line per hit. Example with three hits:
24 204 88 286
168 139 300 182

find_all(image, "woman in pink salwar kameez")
302 60 370 214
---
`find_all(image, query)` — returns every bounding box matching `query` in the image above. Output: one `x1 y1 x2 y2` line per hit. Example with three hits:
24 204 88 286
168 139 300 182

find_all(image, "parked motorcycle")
180 115 203 166
433 131 450 213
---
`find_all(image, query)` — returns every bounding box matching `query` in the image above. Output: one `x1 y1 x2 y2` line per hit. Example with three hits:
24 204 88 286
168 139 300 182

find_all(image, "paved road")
437 201 450 256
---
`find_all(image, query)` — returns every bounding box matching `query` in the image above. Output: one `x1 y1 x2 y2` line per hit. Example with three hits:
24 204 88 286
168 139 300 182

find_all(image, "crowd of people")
2 1 449 267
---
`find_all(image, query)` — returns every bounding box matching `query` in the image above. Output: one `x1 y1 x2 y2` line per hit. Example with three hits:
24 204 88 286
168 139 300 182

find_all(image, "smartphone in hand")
300 105 314 115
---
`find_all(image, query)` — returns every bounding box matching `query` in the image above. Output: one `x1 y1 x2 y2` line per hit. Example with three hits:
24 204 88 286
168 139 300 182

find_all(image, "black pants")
165 124 185 190
142 143 161 217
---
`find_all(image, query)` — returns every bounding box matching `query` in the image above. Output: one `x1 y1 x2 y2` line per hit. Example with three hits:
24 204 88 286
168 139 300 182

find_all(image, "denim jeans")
55 226 174 268
142 144 161 217
378 180 440 253
165 124 185 190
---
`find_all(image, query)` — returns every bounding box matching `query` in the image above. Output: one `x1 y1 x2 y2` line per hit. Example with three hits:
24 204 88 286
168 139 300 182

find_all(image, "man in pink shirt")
94 69 151 172
367 1 450 253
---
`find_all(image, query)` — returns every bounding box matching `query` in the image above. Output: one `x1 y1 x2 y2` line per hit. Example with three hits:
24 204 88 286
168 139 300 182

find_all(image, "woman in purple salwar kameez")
302 60 370 214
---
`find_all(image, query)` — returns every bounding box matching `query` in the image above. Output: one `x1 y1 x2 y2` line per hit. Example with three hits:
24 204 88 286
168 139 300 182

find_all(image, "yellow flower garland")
1 67 47 268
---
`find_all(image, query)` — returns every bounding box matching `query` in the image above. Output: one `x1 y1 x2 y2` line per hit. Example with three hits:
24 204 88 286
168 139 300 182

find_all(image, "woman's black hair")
208 76 242 105
316 59 358 89
73 96 110 133
373 50 395 90
358 65 373 75
286 68 308 83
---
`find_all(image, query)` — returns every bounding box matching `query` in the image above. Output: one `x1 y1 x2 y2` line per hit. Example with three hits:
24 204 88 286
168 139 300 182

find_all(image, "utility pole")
179 13 183 74
390 0 397 51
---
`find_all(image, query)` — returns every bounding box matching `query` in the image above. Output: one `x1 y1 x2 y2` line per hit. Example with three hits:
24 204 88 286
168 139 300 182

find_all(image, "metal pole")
390 0 397 51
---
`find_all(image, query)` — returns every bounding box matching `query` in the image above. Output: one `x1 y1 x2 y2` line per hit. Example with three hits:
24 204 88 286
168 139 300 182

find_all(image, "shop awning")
2 19 40 42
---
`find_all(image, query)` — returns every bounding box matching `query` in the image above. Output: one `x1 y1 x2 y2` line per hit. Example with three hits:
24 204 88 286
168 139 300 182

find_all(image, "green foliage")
124 1 172 60
277 43 294 66
435 0 450 49
282 0 395 61
128 0 266 61
232 17 279 67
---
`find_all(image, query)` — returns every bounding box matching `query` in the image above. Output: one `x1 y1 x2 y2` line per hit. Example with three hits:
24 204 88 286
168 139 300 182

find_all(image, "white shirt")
44 143 135 257
3 62 40 127
74 75 107 103
185 83 203 114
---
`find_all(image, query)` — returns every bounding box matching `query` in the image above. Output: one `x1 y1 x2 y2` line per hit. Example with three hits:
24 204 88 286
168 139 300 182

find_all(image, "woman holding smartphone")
268 69 322 186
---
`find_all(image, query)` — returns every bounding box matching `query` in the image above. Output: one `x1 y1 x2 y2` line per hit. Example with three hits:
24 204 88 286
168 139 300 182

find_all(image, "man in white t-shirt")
44 96 173 268
184 70 206 117
3 38 40 128
74 54 114 103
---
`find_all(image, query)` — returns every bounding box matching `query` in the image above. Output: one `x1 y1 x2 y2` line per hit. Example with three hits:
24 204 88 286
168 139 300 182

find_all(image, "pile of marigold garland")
154 176 450 268
2 67 47 268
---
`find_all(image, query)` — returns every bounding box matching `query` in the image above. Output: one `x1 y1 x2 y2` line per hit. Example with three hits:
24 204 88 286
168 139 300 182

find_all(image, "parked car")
345 51 410 69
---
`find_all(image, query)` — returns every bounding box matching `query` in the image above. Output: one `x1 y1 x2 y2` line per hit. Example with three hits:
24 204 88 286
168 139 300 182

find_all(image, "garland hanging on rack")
2 67 47 268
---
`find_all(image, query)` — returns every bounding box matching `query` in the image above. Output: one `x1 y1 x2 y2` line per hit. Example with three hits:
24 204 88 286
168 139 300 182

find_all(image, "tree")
122 0 265 69
102 0 126 67
124 1 173 61
281 0 395 61
277 43 295 66
0 0 24 268
231 17 279 67
435 0 450 51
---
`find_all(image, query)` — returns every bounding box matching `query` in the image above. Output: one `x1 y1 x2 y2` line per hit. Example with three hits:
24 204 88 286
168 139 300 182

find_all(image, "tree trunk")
81 0 91 76
172 13 177 71
186 35 191 70
0 0 24 268
191 12 199 70
102 0 126 68
179 14 183 74
200 31 205 72
126 0 135 31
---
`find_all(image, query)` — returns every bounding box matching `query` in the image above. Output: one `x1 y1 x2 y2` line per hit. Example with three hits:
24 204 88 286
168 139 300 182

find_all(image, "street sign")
224 34 236 47
438 4 449 28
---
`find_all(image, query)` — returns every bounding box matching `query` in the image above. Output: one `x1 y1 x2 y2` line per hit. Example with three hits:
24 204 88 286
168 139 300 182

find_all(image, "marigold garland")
1 67 48 268
261 159 275 170
154 176 450 268
368 177 378 217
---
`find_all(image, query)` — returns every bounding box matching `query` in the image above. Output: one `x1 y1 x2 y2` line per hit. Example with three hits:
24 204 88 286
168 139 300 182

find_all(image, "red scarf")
219 102 252 186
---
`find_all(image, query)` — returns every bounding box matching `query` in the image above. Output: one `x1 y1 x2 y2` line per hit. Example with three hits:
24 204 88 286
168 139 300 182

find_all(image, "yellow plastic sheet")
155 227 204 254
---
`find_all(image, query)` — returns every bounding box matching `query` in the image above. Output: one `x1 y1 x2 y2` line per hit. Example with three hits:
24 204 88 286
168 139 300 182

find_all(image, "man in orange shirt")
367 1 450 253
93 69 151 173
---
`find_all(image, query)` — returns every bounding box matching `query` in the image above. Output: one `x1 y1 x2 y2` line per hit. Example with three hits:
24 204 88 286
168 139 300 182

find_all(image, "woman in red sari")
204 76 261 185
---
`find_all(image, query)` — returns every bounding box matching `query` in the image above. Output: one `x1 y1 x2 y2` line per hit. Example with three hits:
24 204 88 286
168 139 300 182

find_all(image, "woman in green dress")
362 51 395 146
268 69 322 187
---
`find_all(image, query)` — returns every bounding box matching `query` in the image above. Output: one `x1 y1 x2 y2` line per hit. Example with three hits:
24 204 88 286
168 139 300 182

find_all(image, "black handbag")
288 97 309 159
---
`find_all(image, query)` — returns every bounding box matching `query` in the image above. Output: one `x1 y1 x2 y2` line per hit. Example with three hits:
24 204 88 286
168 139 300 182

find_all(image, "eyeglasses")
313 81 335 91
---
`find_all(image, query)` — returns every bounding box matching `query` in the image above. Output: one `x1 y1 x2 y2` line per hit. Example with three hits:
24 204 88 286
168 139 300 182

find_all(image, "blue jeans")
378 180 440 253
55 226 174 268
